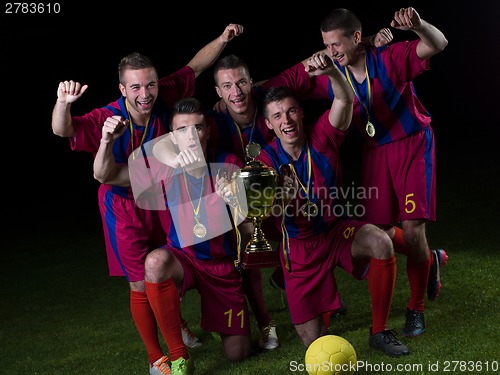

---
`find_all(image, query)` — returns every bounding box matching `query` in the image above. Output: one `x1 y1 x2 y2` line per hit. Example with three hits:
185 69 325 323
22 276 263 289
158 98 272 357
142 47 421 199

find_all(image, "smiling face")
264 96 305 153
321 28 361 67
119 67 159 124
214 66 253 116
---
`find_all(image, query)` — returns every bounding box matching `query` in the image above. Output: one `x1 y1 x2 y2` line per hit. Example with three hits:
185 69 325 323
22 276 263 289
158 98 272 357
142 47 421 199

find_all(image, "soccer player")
302 7 448 337
52 24 244 374
255 53 410 357
142 97 253 373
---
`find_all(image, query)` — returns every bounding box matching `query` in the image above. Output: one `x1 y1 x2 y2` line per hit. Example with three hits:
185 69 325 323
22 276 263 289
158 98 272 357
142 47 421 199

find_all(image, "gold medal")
300 200 318 217
183 171 207 240
193 221 207 238
345 61 376 139
366 121 375 137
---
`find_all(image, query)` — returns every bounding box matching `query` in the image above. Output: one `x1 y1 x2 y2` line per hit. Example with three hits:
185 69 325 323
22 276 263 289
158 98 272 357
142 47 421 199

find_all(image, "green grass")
2 160 499 374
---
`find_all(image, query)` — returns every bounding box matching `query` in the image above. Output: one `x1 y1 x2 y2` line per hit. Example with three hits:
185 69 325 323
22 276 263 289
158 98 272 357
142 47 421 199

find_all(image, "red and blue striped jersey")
161 150 244 261
308 40 431 147
257 110 346 239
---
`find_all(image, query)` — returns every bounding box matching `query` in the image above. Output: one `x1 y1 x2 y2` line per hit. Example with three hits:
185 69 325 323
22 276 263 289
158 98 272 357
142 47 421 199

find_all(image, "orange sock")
130 290 164 365
368 256 396 334
146 279 188 361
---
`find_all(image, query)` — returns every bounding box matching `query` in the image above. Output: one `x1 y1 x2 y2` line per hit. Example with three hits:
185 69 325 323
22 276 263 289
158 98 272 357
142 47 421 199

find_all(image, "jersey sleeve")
261 62 312 99
383 40 430 82
71 107 114 154
157 65 196 108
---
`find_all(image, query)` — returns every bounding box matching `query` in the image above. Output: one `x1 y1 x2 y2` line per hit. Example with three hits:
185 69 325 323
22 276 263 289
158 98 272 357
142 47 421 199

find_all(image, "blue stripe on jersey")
165 152 240 260
329 46 430 146
104 189 129 280
263 139 335 238
424 128 433 212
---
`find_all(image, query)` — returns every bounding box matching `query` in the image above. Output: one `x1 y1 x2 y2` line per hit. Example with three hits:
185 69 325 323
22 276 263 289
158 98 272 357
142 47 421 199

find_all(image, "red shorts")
281 219 369 325
98 184 165 282
170 249 250 335
360 127 436 225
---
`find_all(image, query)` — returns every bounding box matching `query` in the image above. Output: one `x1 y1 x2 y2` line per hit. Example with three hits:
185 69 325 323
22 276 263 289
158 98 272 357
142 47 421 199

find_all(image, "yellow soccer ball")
304 335 357 375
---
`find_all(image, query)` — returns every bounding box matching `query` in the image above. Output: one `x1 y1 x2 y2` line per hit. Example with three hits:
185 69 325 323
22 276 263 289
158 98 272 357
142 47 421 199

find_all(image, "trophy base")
241 249 279 269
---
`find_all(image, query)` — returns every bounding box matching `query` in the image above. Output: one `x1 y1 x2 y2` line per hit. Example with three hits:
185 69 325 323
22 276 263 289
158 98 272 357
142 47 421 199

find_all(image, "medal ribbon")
126 100 151 160
281 143 312 272
345 57 372 123
288 142 312 200
229 107 258 162
182 171 205 228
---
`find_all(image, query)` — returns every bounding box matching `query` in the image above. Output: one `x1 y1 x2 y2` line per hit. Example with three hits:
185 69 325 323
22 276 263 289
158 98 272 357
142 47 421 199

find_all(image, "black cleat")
403 309 426 337
369 329 410 357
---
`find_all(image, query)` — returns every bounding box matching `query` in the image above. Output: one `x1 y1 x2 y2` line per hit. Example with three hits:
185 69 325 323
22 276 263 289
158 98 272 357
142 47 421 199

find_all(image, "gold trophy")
231 143 279 269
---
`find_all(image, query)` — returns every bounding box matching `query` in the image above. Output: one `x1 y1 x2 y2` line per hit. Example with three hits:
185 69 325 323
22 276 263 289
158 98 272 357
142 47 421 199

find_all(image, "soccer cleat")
171 357 194 375
427 249 448 301
150 356 171 375
181 320 202 349
369 329 410 356
403 309 426 337
269 267 285 290
259 320 280 350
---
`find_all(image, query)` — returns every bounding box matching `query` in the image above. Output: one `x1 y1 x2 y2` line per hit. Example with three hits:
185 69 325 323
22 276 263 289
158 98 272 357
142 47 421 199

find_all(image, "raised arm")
304 53 354 130
93 116 130 186
187 23 244 78
51 80 88 137
390 7 448 60
328 64 354 131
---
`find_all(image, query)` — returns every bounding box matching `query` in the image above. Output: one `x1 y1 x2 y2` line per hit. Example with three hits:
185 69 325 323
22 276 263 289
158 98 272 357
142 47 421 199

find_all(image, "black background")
2 0 499 234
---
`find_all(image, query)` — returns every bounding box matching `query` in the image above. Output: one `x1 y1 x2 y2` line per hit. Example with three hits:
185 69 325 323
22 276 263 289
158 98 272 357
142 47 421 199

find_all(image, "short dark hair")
169 97 206 131
320 8 362 37
262 86 296 119
118 52 157 84
213 54 250 85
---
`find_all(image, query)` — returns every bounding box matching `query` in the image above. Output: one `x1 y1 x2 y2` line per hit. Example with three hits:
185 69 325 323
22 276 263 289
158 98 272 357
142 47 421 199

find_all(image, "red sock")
392 226 431 311
242 268 272 328
322 312 331 332
406 256 431 311
392 226 409 256
368 256 396 334
130 290 164 365
146 279 188 361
